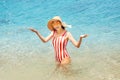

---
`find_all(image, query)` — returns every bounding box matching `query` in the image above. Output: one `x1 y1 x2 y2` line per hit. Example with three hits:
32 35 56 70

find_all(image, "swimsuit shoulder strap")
53 30 56 36
62 31 67 36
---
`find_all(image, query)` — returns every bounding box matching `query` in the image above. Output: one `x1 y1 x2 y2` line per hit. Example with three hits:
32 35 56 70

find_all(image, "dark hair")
61 25 65 29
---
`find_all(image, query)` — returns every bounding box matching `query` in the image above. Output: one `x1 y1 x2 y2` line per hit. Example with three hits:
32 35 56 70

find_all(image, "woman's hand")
80 34 88 38
28 28 38 33
28 27 54 43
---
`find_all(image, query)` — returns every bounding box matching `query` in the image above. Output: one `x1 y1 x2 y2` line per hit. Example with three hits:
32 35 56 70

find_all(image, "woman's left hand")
80 34 88 38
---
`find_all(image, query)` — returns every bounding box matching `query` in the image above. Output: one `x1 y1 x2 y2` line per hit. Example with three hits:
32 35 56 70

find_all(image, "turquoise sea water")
0 0 120 80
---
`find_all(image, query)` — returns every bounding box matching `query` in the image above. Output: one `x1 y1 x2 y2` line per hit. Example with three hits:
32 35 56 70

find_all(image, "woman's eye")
57 21 60 24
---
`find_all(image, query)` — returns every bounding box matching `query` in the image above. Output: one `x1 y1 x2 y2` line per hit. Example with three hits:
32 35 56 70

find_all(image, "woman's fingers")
28 28 33 31
28 28 37 32
84 34 88 38
80 34 88 38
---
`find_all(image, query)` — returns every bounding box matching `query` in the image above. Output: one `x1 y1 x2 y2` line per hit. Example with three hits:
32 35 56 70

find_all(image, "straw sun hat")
47 16 72 31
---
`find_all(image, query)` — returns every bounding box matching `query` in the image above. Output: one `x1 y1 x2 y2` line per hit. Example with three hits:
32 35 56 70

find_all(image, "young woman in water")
29 16 88 67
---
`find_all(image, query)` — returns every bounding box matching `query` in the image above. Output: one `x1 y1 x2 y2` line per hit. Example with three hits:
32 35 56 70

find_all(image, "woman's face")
52 20 62 31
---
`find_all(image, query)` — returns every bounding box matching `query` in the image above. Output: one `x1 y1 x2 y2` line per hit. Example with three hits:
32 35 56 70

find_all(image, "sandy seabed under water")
0 51 120 80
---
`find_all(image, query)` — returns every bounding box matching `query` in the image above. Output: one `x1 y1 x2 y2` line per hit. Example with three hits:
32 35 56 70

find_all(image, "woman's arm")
67 32 88 48
29 28 53 43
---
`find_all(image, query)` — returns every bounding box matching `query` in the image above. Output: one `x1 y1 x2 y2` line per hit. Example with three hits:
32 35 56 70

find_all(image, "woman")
29 16 88 67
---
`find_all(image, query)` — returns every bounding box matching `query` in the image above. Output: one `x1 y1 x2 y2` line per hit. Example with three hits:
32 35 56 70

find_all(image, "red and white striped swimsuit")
52 31 70 63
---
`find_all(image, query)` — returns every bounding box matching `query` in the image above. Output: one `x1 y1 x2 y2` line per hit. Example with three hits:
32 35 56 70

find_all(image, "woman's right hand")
28 28 38 33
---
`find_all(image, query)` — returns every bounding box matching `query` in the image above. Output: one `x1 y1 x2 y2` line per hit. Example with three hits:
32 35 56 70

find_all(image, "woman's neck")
56 28 65 34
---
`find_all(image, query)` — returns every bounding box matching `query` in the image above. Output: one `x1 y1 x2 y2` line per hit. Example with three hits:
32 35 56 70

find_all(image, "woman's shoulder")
66 31 72 35
50 31 55 36
51 30 57 36
66 31 72 37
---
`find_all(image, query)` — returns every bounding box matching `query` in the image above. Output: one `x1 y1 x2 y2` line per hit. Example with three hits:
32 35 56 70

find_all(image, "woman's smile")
54 26 60 30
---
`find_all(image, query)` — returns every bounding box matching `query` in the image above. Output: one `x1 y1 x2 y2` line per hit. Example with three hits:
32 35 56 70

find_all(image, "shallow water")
0 52 120 80
0 0 120 80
